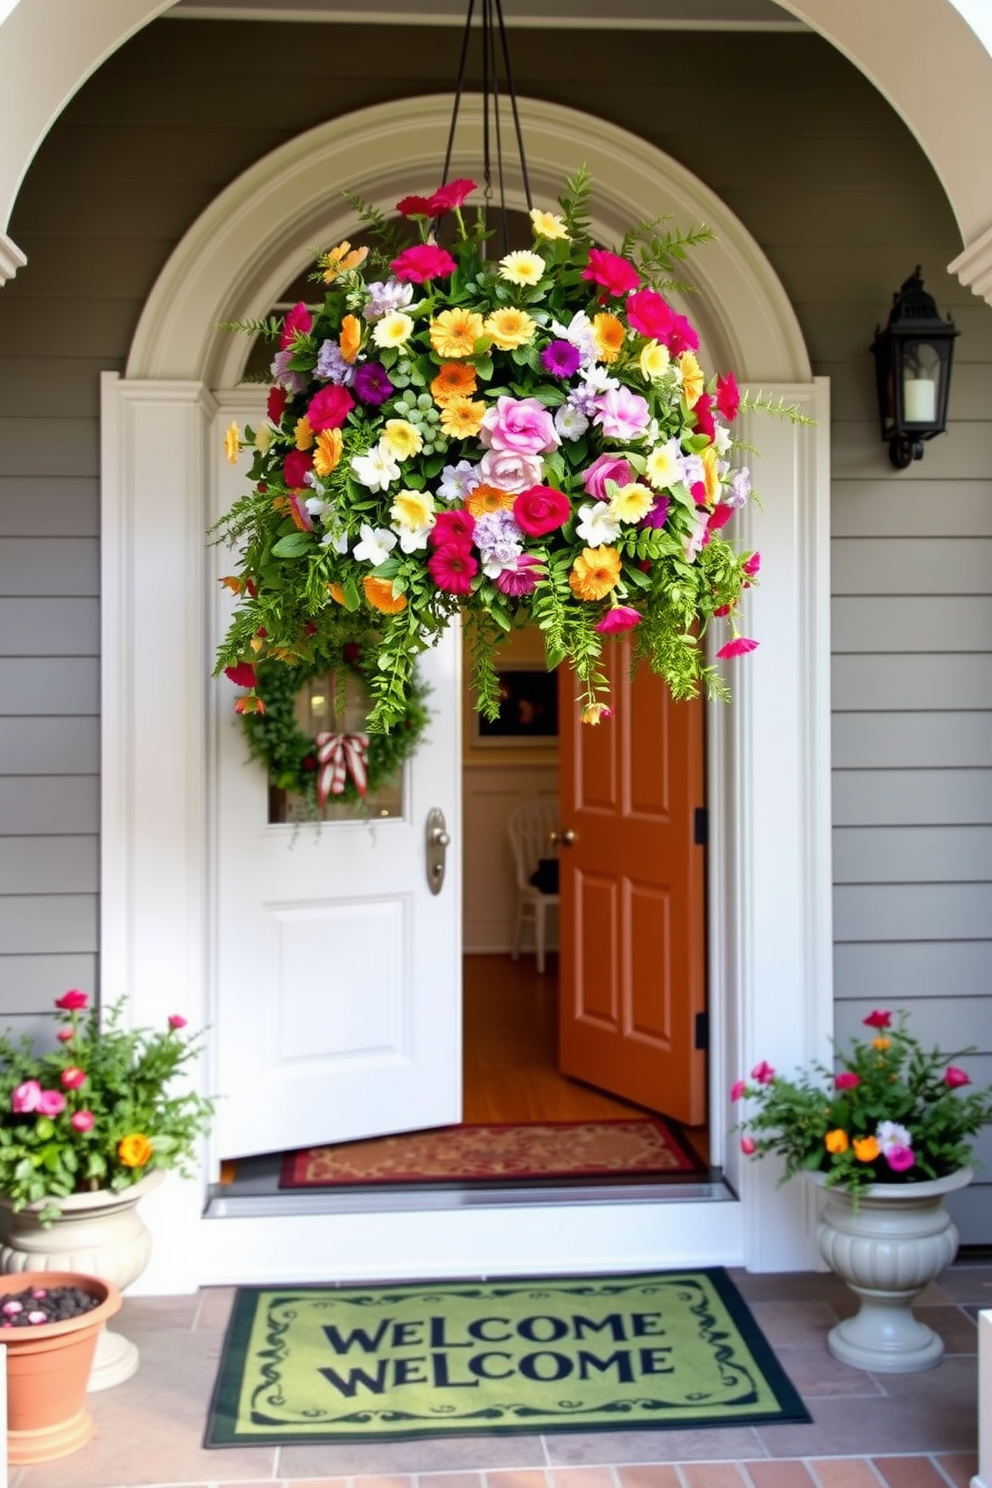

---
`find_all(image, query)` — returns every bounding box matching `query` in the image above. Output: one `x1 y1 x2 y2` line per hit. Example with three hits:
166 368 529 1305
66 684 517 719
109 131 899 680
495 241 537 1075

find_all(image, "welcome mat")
279 1118 704 1189
205 1270 810 1446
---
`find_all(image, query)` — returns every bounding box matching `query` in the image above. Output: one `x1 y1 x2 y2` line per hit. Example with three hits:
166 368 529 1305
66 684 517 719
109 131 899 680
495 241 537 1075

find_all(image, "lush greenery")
0 991 214 1223
237 641 431 815
733 1008 992 1201
214 169 780 732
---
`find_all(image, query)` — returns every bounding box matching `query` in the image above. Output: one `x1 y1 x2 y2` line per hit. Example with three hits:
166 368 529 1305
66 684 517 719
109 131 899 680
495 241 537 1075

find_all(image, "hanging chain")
439 0 532 256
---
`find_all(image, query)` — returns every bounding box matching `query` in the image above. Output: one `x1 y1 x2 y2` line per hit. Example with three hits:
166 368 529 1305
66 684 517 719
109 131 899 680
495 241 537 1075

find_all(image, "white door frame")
101 96 832 1292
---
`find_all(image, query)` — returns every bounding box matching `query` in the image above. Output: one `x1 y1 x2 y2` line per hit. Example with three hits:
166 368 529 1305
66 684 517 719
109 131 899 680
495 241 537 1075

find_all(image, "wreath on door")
228 641 431 812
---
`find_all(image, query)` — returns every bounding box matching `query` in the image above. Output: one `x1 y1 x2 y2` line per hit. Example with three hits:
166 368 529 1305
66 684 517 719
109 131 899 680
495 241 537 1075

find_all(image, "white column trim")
949 222 992 303
976 1309 992 1488
0 229 25 283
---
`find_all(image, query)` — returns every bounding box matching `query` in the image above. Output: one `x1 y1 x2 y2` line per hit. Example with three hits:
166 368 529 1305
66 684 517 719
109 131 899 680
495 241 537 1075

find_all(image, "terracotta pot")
808 1166 972 1372
0 1168 163 1390
0 1269 122 1464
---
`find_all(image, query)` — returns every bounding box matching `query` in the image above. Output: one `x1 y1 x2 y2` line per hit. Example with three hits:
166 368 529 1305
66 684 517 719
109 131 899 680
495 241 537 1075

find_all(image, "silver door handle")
426 808 449 895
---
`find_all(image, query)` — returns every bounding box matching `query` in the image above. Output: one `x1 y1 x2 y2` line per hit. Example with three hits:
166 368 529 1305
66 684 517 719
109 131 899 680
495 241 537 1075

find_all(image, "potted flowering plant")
732 1008 992 1372
731 1007 992 1196
0 989 214 1225
215 169 786 731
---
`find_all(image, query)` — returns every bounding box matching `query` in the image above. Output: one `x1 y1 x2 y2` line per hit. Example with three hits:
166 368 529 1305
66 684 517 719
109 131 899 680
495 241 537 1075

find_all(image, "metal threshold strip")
204 1174 736 1220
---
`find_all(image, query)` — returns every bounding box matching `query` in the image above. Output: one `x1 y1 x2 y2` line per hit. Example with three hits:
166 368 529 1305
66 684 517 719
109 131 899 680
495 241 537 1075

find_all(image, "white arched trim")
103 95 831 1290
4 0 992 300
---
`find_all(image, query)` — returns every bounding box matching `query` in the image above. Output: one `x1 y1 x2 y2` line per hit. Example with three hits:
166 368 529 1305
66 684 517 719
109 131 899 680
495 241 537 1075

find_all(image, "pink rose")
11 1080 42 1114
945 1066 971 1088
593 387 650 442
60 1067 87 1090
478 449 545 494
280 301 312 350
626 289 699 354
168 1014 188 1030
283 450 313 490
307 384 354 433
582 248 640 296
582 454 633 501
834 1071 861 1090
595 607 642 635
513 486 571 538
481 396 560 456
37 1089 66 1117
55 990 88 1011
730 1080 747 1103
71 1111 95 1133
390 244 458 282
740 1136 757 1156
750 1060 775 1085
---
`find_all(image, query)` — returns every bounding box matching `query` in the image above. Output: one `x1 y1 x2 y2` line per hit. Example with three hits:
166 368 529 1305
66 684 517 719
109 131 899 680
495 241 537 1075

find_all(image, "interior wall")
0 16 989 1235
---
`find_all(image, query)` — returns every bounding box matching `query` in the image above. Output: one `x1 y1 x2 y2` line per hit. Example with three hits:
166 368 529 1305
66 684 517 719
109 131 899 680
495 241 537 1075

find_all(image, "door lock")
426 808 450 895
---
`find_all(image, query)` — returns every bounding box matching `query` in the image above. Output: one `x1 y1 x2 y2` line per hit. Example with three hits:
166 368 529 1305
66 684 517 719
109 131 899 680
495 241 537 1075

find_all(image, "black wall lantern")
871 268 958 469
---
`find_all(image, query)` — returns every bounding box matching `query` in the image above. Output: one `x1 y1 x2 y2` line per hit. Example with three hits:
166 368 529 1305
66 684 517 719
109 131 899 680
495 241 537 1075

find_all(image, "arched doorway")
100 95 830 1291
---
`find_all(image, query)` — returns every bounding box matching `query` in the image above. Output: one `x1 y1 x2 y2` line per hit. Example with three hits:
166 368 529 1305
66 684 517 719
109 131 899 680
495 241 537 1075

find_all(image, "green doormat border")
205 1269 810 1446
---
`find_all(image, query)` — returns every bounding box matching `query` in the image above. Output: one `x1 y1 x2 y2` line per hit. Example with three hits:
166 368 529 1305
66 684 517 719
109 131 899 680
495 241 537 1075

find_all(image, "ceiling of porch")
167 0 808 30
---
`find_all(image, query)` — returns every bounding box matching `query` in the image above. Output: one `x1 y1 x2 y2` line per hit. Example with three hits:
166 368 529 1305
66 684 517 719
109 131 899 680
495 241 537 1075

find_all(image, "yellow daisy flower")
592 312 625 364
223 421 240 465
484 307 537 351
639 339 670 381
498 250 546 287
466 483 515 517
254 424 273 454
529 207 569 241
440 397 487 439
430 308 485 359
609 482 654 523
380 419 423 461
679 350 705 408
390 489 435 530
431 362 478 406
372 311 415 350
294 415 314 451
313 428 343 477
569 546 622 601
322 240 369 283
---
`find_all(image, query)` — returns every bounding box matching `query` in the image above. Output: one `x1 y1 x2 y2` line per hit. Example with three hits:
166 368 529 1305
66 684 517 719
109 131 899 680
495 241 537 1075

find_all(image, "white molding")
108 96 829 1287
0 229 25 283
949 222 992 305
977 1310 992 1488
167 4 806 29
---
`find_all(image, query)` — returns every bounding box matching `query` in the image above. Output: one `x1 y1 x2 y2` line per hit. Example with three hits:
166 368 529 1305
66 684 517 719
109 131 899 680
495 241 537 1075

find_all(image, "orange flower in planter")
118 1133 154 1168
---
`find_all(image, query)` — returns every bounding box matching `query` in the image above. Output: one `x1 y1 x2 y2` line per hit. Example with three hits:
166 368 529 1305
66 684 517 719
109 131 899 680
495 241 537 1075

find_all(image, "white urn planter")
0 1168 164 1391
809 1166 971 1373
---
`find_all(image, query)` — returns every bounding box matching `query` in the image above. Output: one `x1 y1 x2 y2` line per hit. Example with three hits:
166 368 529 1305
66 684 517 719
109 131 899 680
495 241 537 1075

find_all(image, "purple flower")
885 1144 916 1173
438 460 481 502
315 340 355 385
362 278 414 322
269 348 307 395
353 362 394 405
726 466 752 509
641 494 670 529
541 340 582 379
495 554 544 596
475 510 525 578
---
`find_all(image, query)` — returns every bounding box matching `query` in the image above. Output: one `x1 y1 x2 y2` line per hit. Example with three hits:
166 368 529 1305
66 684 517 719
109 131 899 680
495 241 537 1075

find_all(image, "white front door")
210 403 462 1160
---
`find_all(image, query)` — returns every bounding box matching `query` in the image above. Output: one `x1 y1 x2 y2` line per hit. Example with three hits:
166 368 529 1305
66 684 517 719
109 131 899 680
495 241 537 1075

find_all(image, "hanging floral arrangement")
215 170 779 732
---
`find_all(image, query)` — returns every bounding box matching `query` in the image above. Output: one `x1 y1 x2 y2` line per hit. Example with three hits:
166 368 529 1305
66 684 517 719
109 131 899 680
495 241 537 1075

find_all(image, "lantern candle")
904 376 936 423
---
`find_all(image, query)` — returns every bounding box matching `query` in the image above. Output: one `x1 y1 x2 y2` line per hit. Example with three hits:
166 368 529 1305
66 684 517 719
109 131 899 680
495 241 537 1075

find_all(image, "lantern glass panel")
898 339 944 430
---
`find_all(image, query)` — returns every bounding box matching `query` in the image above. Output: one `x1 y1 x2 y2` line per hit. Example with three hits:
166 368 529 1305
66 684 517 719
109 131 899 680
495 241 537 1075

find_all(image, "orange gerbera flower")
328 583 346 605
591 312 625 364
340 314 362 364
430 308 485 359
314 428 343 477
439 396 487 439
363 574 408 614
118 1133 154 1168
466 483 515 517
322 239 369 283
569 546 622 601
294 415 314 451
431 362 478 406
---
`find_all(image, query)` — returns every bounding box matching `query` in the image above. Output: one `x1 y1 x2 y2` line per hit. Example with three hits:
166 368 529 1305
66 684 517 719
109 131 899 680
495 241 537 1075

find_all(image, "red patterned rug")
279 1118 705 1189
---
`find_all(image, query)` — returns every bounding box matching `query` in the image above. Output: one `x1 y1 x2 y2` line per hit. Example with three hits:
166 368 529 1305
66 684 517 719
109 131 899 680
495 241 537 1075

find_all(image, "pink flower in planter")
11 1081 42 1113
60 1067 87 1090
835 1072 861 1091
71 1111 95 1133
740 1136 757 1156
863 1010 892 1029
55 990 88 1011
168 1014 188 1030
944 1065 971 1088
730 1080 747 1102
750 1060 775 1085
37 1089 67 1117
885 1144 915 1173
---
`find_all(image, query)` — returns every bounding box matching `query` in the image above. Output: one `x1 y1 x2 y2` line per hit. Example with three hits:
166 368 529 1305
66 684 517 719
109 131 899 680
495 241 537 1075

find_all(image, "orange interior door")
558 641 707 1126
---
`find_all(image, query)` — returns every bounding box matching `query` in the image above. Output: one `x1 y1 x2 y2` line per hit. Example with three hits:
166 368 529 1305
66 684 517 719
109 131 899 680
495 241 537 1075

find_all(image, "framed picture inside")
473 665 559 744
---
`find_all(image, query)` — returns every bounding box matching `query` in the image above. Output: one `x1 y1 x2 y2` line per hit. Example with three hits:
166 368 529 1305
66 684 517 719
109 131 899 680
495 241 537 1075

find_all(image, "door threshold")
204 1174 735 1220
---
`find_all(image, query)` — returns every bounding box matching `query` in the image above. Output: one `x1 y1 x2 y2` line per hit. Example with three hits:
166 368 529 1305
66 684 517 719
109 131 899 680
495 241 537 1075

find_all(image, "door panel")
559 641 706 1125
210 405 462 1160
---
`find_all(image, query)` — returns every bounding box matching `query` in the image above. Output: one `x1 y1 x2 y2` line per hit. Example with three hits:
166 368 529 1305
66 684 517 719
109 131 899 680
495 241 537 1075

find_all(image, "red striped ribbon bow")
315 732 369 805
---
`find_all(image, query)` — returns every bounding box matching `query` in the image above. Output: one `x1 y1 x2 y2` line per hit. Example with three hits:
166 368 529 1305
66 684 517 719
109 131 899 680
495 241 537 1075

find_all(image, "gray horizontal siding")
833 826 992 883
0 538 99 596
832 656 992 712
0 896 97 954
0 777 99 835
0 659 99 716
833 995 990 1053
832 539 992 596
833 480 992 537
0 600 99 655
833 599 992 652
833 771 992 826
0 837 98 894
835 940 992 1001
0 479 99 536
833 713 992 769
0 954 97 1013
835 884 992 943
0 718 99 775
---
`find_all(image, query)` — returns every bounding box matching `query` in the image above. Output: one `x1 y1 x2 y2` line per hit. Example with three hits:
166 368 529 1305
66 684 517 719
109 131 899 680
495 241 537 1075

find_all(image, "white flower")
551 310 596 364
372 311 415 349
876 1120 913 1153
320 528 349 552
304 495 329 517
554 404 589 441
395 523 433 554
353 524 398 565
684 513 709 562
438 460 481 502
576 501 622 546
714 423 733 457
580 364 620 397
351 444 401 492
